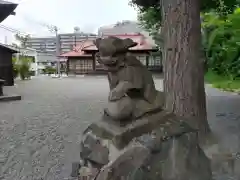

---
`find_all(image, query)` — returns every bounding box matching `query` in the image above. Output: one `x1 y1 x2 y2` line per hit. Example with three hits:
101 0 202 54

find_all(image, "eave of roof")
0 43 18 53
83 33 157 52
59 51 92 57
59 40 94 57
0 0 18 23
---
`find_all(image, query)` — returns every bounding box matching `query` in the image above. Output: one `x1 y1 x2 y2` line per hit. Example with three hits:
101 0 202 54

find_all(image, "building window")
148 56 154 66
155 56 162 66
148 55 162 67
75 59 93 71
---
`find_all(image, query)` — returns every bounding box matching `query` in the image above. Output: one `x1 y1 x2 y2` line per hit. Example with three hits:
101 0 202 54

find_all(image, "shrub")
12 57 19 79
19 63 30 80
44 66 56 75
13 56 32 80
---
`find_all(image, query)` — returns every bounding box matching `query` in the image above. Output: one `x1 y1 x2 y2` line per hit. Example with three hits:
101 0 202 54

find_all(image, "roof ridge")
0 43 18 52
105 33 143 37
74 39 94 52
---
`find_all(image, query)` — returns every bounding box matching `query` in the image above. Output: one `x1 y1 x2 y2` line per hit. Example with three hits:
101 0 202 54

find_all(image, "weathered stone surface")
82 128 212 180
79 166 99 180
79 109 210 180
96 144 150 180
70 162 81 177
81 132 109 166
86 110 195 149
94 36 164 121
132 132 212 180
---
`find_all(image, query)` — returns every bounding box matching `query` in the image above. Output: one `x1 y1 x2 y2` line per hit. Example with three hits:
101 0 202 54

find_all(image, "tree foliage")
13 33 32 80
203 8 240 79
131 0 240 43
15 33 30 48
129 1 161 46
12 56 32 80
137 6 162 47
130 0 240 140
131 0 240 79
131 0 239 12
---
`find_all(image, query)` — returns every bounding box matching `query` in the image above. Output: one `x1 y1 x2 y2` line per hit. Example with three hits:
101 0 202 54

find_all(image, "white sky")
0 0 138 44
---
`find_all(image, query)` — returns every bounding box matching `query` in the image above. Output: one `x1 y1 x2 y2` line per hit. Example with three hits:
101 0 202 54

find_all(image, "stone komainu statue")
76 37 212 180
94 37 164 120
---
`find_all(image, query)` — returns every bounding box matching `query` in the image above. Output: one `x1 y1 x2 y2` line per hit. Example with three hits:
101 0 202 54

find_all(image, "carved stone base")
0 87 3 96
85 110 194 149
76 110 212 180
0 79 21 102
0 79 4 96
0 94 21 102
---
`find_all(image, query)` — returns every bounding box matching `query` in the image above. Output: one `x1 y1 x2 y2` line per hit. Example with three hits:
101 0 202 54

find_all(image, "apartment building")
59 33 97 53
25 36 56 53
25 33 97 54
25 21 153 54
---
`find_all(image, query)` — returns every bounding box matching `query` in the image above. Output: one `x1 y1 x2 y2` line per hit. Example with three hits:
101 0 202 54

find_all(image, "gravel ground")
0 76 240 180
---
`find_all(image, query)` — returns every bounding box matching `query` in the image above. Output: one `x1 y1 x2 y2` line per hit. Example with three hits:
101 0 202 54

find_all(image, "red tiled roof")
59 40 94 57
60 34 157 57
83 33 157 51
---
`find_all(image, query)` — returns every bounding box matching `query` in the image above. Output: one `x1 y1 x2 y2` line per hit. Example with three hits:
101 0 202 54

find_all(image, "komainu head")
94 37 137 68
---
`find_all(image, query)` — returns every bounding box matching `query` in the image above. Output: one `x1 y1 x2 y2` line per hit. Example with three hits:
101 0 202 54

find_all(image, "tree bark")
161 0 211 140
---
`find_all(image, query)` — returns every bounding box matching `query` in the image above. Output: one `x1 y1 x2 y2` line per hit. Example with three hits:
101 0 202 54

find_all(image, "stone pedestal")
0 94 22 102
0 79 4 96
0 79 21 102
76 110 213 180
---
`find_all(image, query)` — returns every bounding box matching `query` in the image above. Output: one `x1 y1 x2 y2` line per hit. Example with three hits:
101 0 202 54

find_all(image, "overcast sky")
0 0 138 43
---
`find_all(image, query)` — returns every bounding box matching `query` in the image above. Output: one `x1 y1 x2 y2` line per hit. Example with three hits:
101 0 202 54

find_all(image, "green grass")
205 71 240 92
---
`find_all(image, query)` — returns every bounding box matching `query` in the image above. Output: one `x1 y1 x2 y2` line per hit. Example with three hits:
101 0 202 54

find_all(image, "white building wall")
16 47 39 76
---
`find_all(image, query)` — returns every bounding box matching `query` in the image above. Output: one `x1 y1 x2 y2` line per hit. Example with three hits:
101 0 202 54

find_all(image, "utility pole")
41 23 60 78
4 36 8 44
53 26 60 78
15 17 62 77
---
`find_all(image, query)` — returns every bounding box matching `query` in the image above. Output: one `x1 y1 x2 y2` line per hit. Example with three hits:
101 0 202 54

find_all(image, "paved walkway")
0 76 239 179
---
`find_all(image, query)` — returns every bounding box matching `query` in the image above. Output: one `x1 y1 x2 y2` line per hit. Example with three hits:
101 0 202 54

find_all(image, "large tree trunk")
161 0 211 142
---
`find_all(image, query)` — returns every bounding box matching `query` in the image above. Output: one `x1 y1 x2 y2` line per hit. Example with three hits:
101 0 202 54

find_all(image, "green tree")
203 8 240 79
12 56 19 79
14 33 32 80
15 33 30 48
130 0 240 143
136 6 162 47
18 56 32 80
131 0 239 41
12 56 32 80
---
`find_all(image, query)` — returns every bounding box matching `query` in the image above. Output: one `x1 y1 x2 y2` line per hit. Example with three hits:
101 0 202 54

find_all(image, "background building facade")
25 36 56 53
24 21 161 75
59 33 97 53
25 33 97 54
